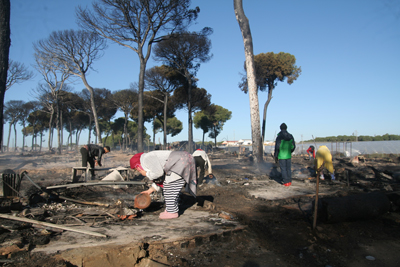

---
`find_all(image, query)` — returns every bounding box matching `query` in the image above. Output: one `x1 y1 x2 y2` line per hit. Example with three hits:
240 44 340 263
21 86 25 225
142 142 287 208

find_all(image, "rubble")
0 150 399 266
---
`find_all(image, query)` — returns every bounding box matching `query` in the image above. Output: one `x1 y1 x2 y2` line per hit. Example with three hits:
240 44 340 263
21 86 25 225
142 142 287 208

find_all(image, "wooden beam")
0 213 107 238
57 196 110 207
46 181 145 190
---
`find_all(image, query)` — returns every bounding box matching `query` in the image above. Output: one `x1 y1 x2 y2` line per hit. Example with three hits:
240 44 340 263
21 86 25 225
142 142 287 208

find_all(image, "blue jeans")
279 159 292 184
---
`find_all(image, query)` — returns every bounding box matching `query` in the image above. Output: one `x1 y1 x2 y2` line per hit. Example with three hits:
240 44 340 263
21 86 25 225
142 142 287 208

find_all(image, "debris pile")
0 151 399 266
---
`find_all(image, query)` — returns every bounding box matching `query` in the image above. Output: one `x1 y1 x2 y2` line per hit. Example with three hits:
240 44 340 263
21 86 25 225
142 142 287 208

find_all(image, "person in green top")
274 123 296 186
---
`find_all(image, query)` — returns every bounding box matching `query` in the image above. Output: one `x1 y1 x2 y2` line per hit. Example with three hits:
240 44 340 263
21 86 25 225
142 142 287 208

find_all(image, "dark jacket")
274 130 296 160
86 144 106 166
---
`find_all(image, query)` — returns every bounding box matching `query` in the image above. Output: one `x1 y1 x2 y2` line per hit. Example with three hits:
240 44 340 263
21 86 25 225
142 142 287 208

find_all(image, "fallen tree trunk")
316 192 390 223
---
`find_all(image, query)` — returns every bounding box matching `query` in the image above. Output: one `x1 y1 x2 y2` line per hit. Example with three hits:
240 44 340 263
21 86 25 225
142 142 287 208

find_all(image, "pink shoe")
159 210 179 219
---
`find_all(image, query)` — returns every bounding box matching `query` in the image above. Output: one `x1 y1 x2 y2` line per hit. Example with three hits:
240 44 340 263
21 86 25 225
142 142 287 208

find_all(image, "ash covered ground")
0 149 400 267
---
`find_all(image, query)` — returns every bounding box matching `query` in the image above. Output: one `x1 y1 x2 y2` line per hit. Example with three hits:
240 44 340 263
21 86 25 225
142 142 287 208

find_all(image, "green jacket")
274 130 296 160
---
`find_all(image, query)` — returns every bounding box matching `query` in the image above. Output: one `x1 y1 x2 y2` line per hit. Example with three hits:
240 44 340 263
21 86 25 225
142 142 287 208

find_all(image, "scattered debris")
0 151 399 267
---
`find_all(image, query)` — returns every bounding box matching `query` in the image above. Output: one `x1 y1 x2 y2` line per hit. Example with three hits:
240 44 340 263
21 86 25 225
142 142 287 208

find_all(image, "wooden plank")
46 181 145 190
58 196 110 207
71 167 130 183
0 213 107 238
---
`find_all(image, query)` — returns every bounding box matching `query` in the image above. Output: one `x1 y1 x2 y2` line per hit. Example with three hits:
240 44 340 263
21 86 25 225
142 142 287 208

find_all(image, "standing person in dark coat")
80 144 110 177
274 123 296 187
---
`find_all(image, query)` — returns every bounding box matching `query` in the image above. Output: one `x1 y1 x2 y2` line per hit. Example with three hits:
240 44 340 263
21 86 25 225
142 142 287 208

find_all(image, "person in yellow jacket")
314 145 335 180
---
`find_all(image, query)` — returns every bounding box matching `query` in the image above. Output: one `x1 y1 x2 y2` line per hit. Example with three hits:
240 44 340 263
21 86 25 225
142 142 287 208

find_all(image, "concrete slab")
32 209 243 255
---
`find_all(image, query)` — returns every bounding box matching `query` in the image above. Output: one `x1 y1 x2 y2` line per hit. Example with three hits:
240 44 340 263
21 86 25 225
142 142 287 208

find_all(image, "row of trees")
2 0 299 161
3 76 232 153
4 88 127 153
76 0 205 153
1 0 234 154
310 134 400 142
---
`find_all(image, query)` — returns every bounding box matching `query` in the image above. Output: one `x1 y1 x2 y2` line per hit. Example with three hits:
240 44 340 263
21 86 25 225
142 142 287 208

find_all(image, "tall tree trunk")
22 122 26 151
81 77 101 146
137 56 147 153
13 123 17 151
56 99 61 154
261 87 273 143
50 126 54 148
33 123 37 151
34 131 38 151
0 0 10 152
6 122 11 152
124 112 128 150
48 109 54 150
39 131 43 152
31 131 34 151
60 111 63 152
77 128 82 149
152 115 156 150
104 133 109 147
213 125 217 147
111 132 114 149
234 0 263 163
75 130 79 151
163 94 168 150
88 115 92 144
187 72 193 154
69 121 73 150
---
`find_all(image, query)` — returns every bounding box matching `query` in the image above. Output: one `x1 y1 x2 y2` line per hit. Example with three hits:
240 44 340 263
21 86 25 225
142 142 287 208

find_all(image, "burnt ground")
0 150 400 267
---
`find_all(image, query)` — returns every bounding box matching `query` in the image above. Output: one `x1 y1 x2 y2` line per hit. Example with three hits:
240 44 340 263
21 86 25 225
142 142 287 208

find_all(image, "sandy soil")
0 150 400 267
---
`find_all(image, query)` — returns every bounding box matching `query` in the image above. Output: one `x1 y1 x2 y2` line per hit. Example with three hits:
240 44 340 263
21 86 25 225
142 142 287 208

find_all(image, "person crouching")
130 150 197 219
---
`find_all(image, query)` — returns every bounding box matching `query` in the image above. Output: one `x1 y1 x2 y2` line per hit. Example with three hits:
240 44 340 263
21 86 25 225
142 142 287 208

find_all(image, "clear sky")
5 0 400 148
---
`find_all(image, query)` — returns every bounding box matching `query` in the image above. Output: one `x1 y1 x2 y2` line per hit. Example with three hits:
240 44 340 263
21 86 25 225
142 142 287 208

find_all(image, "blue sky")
5 0 400 147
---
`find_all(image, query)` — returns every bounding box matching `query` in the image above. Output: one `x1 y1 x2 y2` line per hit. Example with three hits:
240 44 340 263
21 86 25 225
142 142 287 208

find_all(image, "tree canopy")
153 30 213 153
194 104 232 146
77 0 200 152
240 52 301 144
145 65 180 148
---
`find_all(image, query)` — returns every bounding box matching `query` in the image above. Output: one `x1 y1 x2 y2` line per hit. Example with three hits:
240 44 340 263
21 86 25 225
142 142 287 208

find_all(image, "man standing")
80 144 110 177
274 123 296 187
192 149 213 185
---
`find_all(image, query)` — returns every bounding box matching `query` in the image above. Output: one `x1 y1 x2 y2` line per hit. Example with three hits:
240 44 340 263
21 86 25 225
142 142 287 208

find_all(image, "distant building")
237 139 252 146
221 139 274 147
221 140 239 146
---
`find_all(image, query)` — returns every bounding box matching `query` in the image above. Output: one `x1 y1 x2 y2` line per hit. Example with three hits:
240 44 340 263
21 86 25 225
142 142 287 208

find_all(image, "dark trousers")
80 147 95 176
279 159 292 184
194 156 206 185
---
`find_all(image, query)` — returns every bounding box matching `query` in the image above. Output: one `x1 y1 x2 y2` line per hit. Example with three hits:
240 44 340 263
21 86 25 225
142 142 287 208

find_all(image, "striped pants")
163 178 185 213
